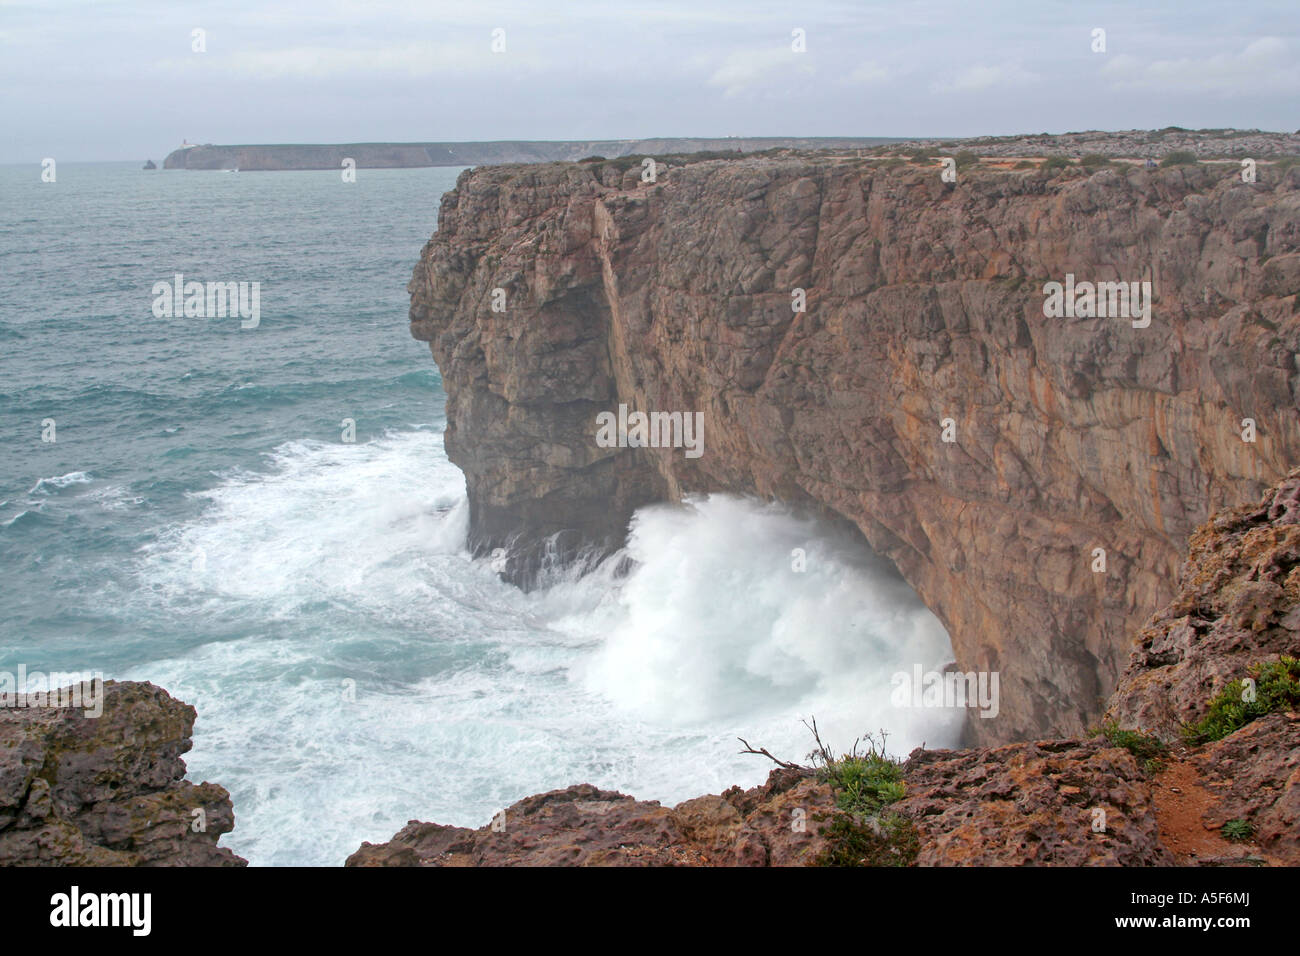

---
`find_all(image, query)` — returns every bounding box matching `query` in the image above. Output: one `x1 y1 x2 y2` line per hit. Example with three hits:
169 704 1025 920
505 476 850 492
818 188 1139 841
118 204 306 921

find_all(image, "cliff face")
1108 467 1300 735
410 155 1300 749
0 681 245 866
410 155 1300 746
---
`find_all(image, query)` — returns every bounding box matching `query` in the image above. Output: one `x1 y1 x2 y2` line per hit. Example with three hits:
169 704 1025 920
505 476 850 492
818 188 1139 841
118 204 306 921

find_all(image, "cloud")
931 63 1039 94
1101 37 1295 95
708 48 812 97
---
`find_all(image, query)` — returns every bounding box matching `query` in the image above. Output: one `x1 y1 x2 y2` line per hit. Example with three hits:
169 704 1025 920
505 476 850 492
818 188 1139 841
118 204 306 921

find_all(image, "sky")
2 0 1297 162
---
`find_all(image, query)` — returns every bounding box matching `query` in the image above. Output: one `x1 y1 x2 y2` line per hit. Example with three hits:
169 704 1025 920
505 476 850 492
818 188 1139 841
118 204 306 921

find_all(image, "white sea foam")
28 471 94 494
128 428 962 865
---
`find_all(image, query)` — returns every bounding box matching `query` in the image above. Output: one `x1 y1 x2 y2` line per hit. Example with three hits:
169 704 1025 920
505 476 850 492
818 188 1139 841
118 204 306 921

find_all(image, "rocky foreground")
348 471 1300 866
0 681 245 866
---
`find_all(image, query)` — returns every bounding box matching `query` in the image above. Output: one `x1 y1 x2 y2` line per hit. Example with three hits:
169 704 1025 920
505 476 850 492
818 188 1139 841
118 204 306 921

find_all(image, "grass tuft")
1093 720 1167 772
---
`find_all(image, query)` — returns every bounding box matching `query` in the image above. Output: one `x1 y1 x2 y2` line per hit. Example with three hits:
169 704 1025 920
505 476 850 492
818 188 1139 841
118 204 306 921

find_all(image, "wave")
125 427 962 865
28 471 94 494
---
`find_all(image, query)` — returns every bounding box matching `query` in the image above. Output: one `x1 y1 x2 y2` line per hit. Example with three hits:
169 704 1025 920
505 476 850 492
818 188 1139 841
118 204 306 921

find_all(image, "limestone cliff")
409 153 1300 745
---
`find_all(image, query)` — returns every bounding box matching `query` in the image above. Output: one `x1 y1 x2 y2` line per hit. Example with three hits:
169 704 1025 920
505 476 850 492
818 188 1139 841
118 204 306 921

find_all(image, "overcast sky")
2 0 1297 162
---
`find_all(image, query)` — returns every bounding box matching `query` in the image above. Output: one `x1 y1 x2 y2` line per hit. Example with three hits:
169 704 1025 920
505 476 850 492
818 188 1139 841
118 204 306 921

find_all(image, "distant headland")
160 137 907 170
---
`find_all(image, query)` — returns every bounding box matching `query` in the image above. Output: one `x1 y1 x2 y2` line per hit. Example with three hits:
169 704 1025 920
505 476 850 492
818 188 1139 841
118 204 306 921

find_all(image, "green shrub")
908 150 932 164
822 751 907 815
1079 153 1111 167
1221 819 1254 842
817 811 919 866
1042 156 1073 170
578 155 605 163
1094 720 1167 771
953 150 980 169
1182 656 1300 744
1160 150 1199 167
814 733 917 865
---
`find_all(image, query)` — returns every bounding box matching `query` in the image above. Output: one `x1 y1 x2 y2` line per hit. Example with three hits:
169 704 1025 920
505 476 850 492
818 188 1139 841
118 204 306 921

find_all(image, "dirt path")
1150 754 1266 865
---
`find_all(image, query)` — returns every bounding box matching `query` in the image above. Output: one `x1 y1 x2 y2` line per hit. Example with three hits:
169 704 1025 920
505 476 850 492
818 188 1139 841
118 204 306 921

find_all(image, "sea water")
0 162 961 865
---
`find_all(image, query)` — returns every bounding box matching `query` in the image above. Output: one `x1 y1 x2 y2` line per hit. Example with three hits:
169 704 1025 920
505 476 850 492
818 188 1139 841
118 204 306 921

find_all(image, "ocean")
0 162 961 865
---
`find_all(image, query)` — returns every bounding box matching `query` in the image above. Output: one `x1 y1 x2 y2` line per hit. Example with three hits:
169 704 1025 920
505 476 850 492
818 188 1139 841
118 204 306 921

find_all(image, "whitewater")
0 162 961 865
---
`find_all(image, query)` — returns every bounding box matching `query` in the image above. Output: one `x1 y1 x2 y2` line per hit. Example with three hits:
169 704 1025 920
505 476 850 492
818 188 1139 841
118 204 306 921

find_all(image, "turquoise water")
0 163 960 865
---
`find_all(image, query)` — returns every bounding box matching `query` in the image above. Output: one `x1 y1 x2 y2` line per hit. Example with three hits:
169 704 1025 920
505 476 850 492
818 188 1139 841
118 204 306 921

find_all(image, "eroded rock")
0 680 246 867
346 774 837 867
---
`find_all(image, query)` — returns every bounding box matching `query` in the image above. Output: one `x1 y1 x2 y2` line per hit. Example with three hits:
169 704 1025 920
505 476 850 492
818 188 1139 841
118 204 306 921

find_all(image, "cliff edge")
409 151 1300 745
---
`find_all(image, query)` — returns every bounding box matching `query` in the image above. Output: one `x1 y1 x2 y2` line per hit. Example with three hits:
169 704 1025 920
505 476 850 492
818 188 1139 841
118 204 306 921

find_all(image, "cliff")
0 681 245 866
409 151 1300 746
353 468 1300 866
160 137 900 171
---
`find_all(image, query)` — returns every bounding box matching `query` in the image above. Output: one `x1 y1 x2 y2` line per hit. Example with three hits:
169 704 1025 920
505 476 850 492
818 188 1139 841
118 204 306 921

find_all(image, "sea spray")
122 433 962 865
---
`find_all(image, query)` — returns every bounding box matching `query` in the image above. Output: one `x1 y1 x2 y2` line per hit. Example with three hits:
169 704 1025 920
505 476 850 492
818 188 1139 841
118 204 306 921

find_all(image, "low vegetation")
1221 818 1254 843
1181 656 1300 744
739 719 919 866
811 730 917 866
1093 720 1167 773
816 810 920 866
596 150 745 173
818 740 906 815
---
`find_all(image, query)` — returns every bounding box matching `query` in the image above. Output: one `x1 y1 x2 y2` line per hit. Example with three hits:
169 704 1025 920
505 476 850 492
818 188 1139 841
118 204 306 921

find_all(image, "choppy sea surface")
0 162 960 865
